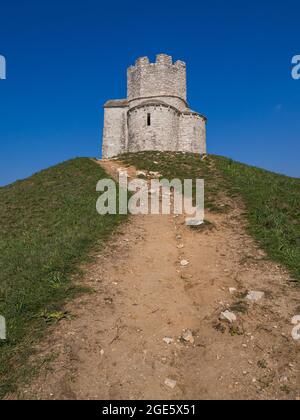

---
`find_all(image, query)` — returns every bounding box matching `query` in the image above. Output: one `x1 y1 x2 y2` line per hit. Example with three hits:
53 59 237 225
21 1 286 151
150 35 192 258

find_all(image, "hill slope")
0 158 126 397
1 152 299 400
213 156 300 281
16 155 299 400
120 151 300 282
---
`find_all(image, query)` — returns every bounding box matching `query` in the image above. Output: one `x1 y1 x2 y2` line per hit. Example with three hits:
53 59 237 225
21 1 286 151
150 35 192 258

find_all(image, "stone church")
102 54 206 158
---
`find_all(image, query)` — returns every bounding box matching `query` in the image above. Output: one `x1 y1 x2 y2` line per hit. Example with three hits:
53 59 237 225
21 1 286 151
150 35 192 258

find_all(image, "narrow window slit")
147 113 151 126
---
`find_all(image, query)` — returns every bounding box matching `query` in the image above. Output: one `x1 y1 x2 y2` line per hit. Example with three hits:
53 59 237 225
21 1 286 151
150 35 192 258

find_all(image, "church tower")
102 54 206 158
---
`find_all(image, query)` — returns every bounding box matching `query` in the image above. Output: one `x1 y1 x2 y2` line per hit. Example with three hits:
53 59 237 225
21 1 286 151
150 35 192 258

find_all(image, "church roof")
129 99 182 114
104 99 128 108
137 99 170 107
182 110 207 121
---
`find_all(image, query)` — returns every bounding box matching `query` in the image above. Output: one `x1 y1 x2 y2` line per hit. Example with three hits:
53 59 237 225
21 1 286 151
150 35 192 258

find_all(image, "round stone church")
102 54 207 158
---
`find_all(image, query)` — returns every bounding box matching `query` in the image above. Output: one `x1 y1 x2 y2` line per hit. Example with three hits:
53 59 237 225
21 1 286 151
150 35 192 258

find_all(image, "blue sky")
0 0 299 186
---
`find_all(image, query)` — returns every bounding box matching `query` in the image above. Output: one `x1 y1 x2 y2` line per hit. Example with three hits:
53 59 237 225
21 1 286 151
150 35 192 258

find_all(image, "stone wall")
179 113 206 154
127 54 187 103
102 105 128 158
128 103 180 153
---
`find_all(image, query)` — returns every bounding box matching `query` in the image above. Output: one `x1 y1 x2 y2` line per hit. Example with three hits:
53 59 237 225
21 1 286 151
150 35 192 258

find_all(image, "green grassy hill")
0 158 126 397
120 151 300 281
1 152 299 398
213 156 300 281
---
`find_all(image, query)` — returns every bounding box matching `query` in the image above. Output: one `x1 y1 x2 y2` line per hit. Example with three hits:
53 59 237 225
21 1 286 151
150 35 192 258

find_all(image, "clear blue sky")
0 0 299 186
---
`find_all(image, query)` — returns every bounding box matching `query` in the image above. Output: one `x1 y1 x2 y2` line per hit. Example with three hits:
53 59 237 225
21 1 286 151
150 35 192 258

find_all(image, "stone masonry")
102 54 207 158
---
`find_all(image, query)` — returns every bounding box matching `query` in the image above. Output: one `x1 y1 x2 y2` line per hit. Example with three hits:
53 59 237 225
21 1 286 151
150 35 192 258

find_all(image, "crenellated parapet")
127 54 187 104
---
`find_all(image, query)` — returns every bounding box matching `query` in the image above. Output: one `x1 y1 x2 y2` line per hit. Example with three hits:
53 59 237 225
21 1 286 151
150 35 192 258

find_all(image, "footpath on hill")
13 159 300 400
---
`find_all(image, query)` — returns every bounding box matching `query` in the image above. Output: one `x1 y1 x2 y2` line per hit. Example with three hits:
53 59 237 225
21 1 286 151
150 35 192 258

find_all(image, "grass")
213 156 300 281
0 158 126 398
120 151 226 212
120 151 300 282
1 151 299 397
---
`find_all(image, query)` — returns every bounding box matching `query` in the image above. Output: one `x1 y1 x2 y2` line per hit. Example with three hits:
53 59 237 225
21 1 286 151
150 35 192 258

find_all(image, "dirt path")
16 159 299 400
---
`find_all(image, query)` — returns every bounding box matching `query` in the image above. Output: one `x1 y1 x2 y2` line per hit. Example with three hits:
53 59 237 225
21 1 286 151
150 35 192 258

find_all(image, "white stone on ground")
246 291 265 302
163 337 174 345
291 315 300 340
181 329 195 344
185 218 204 226
164 378 177 389
220 310 237 323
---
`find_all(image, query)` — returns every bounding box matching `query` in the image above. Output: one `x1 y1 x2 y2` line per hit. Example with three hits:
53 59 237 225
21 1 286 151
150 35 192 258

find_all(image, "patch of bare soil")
12 159 300 400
